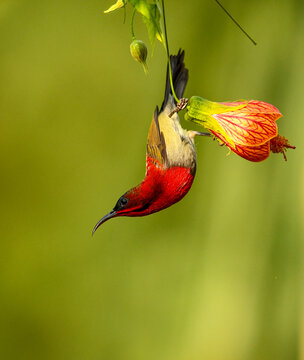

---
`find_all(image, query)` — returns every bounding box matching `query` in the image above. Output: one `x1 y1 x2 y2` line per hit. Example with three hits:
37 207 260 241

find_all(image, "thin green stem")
131 8 136 40
123 3 126 24
161 0 179 103
214 0 257 46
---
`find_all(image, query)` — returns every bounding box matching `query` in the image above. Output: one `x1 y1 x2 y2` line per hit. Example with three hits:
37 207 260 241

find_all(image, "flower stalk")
161 0 179 103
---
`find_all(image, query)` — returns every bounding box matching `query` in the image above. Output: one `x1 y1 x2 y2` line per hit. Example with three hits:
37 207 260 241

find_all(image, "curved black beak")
92 210 117 235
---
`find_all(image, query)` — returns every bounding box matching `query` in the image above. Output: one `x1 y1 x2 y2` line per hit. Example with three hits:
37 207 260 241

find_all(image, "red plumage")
117 155 194 218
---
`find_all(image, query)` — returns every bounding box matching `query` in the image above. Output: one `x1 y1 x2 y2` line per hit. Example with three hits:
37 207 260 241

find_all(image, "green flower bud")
130 39 148 74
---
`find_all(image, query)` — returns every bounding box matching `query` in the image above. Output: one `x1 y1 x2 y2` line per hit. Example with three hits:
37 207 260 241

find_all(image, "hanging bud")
130 39 148 74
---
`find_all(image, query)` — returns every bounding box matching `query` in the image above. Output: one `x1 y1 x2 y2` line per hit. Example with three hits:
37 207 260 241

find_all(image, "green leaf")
129 0 164 50
104 0 126 13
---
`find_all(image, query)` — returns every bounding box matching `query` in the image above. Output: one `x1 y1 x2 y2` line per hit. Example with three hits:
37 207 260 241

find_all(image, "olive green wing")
146 106 169 167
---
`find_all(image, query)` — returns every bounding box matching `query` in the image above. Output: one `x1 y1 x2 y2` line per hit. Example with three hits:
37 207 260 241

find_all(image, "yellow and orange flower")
185 96 295 162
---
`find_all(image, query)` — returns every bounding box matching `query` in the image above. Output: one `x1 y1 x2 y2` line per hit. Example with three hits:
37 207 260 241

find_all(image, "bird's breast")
158 108 196 173
140 157 195 215
159 165 195 207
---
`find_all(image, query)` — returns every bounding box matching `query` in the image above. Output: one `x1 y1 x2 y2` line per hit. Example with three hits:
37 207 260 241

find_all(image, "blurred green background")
0 0 303 359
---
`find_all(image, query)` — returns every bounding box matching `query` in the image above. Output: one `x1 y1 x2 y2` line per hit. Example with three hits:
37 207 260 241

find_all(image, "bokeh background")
0 0 303 359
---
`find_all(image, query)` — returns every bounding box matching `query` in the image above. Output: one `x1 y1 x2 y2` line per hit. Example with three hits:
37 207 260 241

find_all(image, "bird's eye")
120 197 128 206
113 196 129 211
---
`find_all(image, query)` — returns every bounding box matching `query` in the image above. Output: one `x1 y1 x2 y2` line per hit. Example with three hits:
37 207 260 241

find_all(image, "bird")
93 50 205 233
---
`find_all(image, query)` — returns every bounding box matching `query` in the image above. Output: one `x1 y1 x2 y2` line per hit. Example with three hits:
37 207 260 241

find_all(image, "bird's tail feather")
161 49 189 111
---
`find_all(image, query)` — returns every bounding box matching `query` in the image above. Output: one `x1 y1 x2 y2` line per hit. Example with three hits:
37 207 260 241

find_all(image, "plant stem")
214 0 257 45
161 0 179 103
131 8 136 40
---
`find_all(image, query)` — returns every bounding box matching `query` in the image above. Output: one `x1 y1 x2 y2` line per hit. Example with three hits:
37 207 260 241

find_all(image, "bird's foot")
187 131 211 140
168 98 188 118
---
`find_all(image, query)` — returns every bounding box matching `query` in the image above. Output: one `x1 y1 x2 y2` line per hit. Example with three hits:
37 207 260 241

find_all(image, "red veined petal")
213 100 280 147
211 130 270 162
232 142 270 162
220 100 282 121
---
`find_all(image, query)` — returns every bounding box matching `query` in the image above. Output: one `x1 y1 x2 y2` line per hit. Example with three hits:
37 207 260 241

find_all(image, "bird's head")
92 185 154 234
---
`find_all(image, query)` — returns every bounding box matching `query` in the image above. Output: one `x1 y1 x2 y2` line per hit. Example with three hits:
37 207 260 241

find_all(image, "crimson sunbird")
93 50 204 233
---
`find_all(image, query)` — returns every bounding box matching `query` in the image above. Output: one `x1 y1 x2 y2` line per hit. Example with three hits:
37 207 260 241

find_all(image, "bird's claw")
177 98 188 111
187 131 211 140
168 98 188 117
193 131 211 137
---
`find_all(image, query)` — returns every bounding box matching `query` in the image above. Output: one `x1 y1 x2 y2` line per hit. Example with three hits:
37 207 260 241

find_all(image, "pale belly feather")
158 100 196 172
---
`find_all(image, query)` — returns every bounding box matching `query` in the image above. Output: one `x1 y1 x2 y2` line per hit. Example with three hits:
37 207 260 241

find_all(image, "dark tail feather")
160 49 189 111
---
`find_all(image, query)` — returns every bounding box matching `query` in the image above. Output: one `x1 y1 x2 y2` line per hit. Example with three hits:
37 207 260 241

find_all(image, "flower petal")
232 142 270 162
211 130 270 162
213 101 280 147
